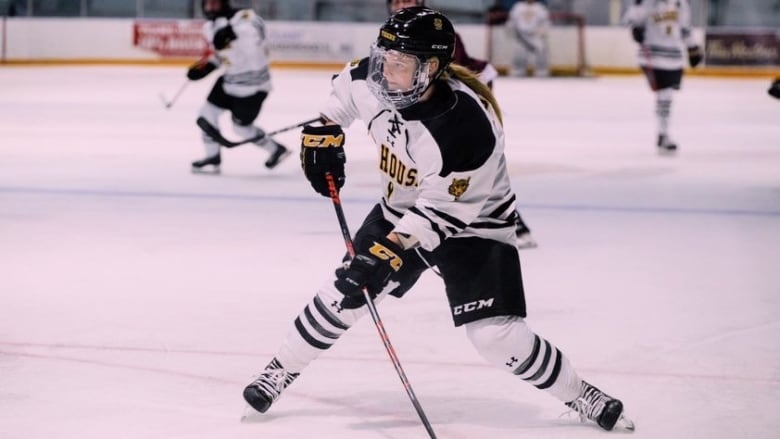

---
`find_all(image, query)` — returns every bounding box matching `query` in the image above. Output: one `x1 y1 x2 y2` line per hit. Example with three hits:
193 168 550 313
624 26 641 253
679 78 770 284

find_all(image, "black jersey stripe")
488 194 516 219
409 206 447 242
469 221 515 230
428 206 468 229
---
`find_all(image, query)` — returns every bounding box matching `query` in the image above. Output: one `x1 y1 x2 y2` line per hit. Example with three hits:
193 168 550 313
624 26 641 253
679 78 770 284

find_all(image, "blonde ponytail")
441 64 503 124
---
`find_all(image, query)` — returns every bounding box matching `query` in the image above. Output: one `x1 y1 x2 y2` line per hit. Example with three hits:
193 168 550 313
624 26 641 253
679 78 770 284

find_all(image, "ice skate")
566 381 635 431
243 358 299 414
191 153 221 174
656 134 677 154
265 142 291 169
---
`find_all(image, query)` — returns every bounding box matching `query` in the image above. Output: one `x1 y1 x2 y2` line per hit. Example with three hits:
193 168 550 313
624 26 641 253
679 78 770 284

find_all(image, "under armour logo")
506 356 518 367
330 300 344 313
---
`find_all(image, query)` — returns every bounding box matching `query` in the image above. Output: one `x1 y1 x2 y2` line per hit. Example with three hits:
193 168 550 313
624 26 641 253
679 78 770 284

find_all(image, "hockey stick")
324 173 438 439
159 80 189 109
197 116 322 148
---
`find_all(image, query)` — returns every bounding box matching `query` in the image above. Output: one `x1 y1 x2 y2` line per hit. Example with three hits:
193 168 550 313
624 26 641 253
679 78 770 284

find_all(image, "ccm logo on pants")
453 298 495 315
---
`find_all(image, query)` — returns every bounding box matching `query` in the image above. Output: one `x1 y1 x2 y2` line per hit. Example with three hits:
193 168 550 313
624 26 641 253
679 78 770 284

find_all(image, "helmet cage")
368 7 455 109
367 43 435 109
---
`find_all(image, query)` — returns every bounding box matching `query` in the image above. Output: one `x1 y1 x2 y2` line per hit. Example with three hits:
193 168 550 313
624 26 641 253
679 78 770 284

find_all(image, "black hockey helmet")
367 7 456 109
377 7 455 73
202 0 233 20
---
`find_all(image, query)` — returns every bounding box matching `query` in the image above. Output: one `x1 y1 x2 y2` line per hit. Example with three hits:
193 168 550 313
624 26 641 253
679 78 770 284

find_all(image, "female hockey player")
187 0 289 173
623 0 702 153
387 0 538 249
242 7 634 433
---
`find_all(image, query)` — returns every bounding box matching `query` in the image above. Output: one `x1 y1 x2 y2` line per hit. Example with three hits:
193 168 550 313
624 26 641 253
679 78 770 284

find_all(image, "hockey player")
187 0 289 173
506 0 551 77
623 0 702 153
242 7 634 433
388 0 537 249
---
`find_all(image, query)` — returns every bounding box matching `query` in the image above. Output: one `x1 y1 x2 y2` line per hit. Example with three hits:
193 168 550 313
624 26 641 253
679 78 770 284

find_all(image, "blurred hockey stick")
159 80 189 109
197 116 322 148
324 173 438 439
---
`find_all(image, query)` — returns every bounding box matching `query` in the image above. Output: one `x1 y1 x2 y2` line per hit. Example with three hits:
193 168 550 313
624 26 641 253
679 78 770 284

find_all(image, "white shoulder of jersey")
622 4 648 27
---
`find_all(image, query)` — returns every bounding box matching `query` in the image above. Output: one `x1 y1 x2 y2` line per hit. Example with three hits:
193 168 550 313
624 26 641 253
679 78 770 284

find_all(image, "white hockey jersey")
623 0 698 70
203 9 272 97
320 59 518 252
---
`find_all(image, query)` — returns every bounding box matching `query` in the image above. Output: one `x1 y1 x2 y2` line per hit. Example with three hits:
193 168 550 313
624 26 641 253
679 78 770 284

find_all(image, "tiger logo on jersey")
448 177 470 201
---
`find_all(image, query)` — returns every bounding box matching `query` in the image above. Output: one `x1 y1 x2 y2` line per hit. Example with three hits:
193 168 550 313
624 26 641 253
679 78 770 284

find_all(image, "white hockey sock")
198 102 222 157
233 122 275 152
655 88 674 136
275 275 395 373
465 315 582 403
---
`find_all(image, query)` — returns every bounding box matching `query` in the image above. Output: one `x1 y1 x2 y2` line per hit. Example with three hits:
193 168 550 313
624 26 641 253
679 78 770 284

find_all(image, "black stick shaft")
324 173 438 439
197 116 322 148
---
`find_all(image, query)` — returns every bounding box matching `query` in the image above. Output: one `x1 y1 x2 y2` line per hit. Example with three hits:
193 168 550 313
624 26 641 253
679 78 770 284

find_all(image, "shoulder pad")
349 57 370 81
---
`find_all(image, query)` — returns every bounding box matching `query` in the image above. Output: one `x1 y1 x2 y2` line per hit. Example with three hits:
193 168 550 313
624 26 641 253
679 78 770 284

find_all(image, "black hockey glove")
334 236 404 309
300 124 346 197
213 25 237 50
768 78 780 100
687 46 703 68
631 26 645 44
187 60 218 80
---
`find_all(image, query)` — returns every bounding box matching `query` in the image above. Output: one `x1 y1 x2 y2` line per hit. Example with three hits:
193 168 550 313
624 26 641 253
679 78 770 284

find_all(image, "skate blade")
191 166 221 175
240 404 264 423
616 414 636 431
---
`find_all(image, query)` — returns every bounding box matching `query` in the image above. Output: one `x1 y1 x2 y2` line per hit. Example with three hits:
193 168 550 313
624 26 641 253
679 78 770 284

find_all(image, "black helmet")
367 7 456 109
377 7 455 72
202 0 233 20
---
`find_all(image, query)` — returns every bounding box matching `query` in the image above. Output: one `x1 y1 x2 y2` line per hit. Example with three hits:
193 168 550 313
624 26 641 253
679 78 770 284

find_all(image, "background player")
506 0 551 77
623 0 702 153
188 0 289 173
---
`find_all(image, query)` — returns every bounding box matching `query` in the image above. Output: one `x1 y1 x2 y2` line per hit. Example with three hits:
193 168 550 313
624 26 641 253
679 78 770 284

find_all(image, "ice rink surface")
1 65 778 439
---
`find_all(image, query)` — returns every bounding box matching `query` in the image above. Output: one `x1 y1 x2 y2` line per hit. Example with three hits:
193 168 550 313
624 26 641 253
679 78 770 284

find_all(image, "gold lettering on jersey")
652 10 679 23
379 144 418 188
448 177 470 201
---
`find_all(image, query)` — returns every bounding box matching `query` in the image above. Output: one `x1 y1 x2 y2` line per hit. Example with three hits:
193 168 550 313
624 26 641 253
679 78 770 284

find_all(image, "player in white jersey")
241 7 634 432
389 0 537 249
623 0 702 153
506 0 551 77
187 0 289 173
